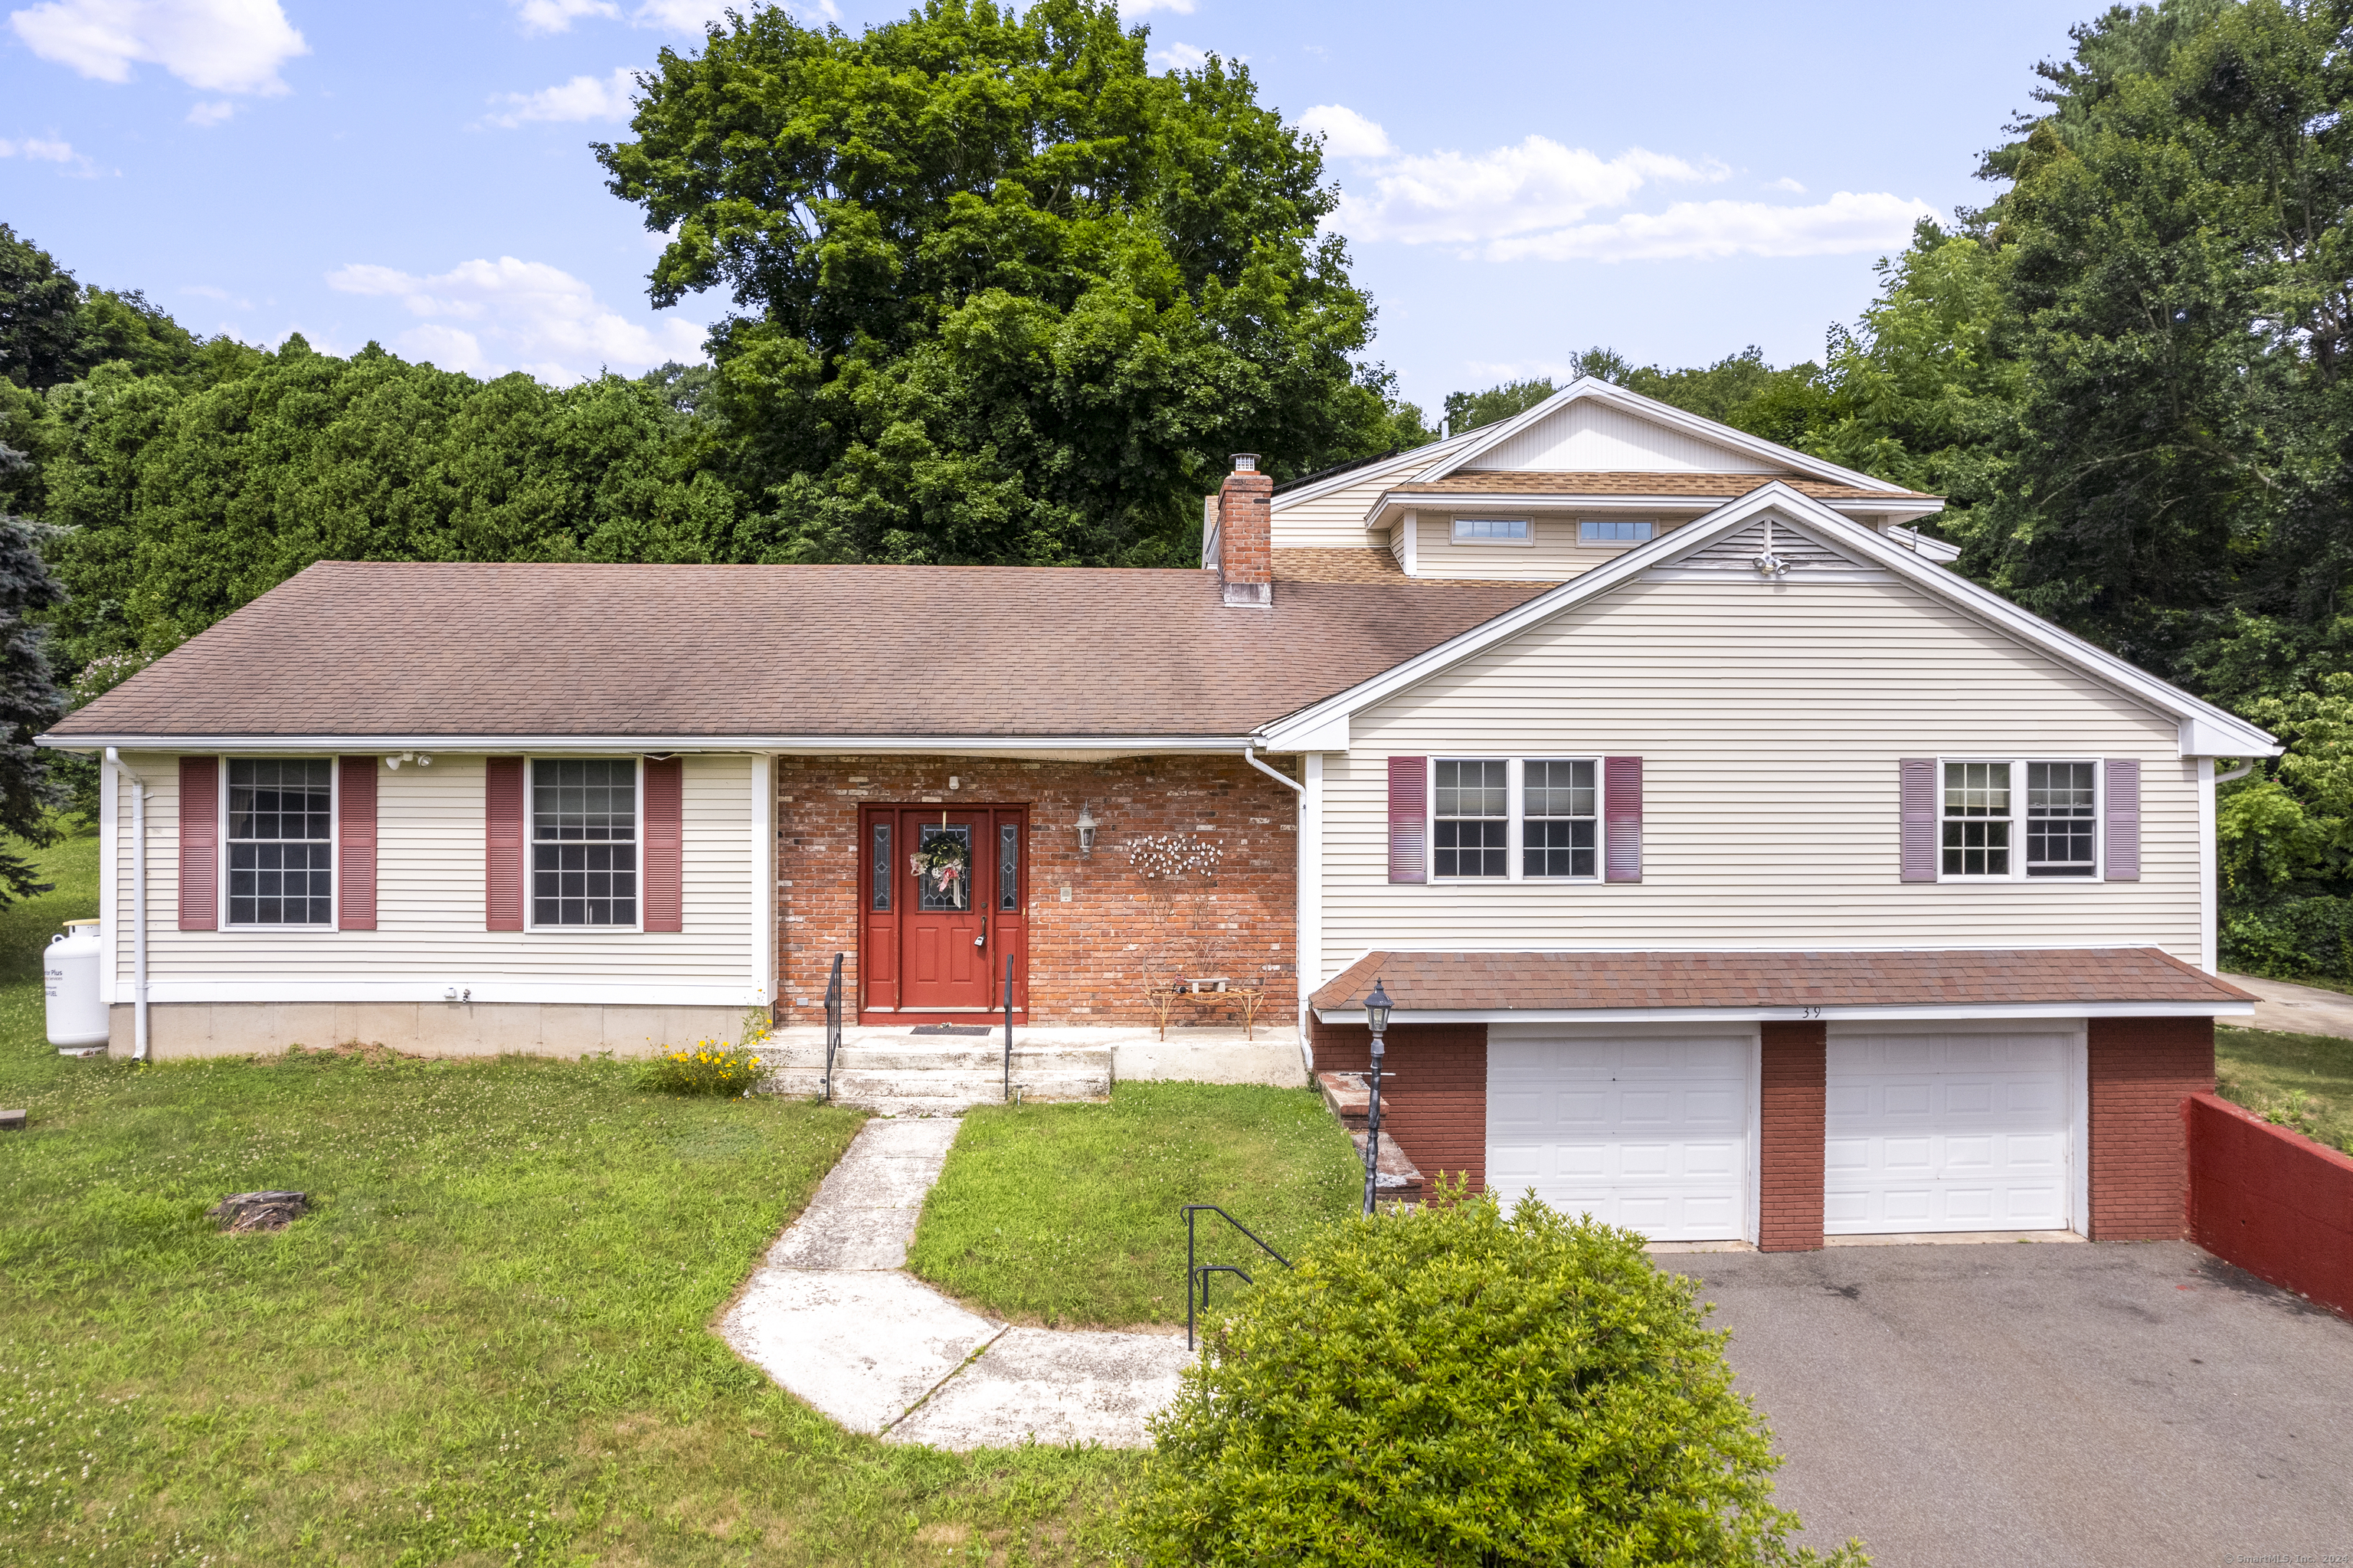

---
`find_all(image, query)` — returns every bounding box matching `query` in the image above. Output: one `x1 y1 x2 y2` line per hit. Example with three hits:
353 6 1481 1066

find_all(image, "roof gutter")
1313 1000 2256 1025
39 732 1271 757
1240 745 1303 794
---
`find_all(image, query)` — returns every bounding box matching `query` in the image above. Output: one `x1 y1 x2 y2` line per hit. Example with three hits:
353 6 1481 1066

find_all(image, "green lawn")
0 835 1137 1566
905 1082 1362 1329
2217 1024 2353 1156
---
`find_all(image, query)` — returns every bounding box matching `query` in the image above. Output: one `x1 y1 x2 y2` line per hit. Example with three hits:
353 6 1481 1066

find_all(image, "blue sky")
2 0 2088 409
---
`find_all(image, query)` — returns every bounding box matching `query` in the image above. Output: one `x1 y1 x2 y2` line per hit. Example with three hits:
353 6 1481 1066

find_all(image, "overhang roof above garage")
1311 948 2259 1025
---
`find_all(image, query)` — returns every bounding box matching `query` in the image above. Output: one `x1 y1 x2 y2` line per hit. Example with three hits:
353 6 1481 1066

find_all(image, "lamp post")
1360 979 1392 1216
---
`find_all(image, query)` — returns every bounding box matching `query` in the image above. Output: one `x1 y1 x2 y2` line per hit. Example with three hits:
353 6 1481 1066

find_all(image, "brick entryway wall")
1759 1021 1828 1252
774 755 1298 1026
1307 1018 1488 1194
2088 1016 2216 1241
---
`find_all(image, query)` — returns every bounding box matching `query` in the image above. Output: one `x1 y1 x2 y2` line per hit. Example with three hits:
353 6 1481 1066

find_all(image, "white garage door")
1487 1033 1751 1242
1825 1031 2071 1235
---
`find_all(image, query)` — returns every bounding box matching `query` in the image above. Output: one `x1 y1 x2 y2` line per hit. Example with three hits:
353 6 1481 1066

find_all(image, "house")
41 376 2276 1251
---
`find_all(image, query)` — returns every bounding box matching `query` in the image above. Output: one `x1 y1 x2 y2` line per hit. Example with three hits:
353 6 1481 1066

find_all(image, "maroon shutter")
178 756 218 930
2105 758 2141 881
1603 756 1643 882
486 757 525 931
642 758 682 931
1900 758 1937 882
1387 756 1426 884
338 757 378 931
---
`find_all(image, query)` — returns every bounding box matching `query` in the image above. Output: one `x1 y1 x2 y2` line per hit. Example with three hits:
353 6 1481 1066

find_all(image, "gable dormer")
1266 376 1951 584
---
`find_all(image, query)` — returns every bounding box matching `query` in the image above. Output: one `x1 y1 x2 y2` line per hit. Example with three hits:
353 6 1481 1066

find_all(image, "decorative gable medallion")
1644 513 1890 584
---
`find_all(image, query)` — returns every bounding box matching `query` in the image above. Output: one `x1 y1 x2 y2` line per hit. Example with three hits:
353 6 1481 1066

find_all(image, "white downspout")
1242 746 1312 1075
103 748 149 1062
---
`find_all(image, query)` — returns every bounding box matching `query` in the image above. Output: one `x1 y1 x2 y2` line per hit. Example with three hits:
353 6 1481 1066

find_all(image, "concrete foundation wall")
109 1000 755 1059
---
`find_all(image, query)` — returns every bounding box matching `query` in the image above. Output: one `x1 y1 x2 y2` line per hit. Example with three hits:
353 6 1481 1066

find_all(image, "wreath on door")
911 832 972 908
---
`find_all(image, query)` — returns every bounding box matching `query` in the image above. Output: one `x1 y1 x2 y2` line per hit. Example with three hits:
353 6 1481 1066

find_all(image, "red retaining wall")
2186 1092 2353 1321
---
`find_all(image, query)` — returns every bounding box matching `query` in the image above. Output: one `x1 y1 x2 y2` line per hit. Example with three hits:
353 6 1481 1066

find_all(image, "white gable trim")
1268 427 1485 512
1254 483 2279 760
1415 377 1896 493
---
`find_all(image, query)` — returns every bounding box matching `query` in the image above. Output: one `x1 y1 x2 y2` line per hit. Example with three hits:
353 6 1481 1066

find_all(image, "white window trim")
1449 516 1535 545
1426 755 1605 885
1578 518 1658 545
524 754 646 934
218 754 339 931
1934 755 2104 884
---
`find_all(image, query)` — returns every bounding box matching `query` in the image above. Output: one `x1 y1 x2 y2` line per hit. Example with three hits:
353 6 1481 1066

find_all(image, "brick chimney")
1218 453 1272 607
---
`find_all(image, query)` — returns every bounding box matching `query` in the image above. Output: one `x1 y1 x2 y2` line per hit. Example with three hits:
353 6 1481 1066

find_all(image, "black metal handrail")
1183 1203 1291 1350
821 953 844 1103
1001 948 1014 1102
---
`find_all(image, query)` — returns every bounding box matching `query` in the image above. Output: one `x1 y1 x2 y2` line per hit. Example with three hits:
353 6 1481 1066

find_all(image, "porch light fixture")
1360 979 1392 1217
1075 803 1098 857
384 752 434 771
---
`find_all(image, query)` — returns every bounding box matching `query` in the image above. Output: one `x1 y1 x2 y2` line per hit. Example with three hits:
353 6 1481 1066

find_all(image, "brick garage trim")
774 755 1298 1027
1759 1021 1826 1252
2088 1016 2215 1241
1309 1018 1487 1196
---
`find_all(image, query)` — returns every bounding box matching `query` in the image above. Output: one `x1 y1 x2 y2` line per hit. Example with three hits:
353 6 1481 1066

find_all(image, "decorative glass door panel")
859 804 1028 1020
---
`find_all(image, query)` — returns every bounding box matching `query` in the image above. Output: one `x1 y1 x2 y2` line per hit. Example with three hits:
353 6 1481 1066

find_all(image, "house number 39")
1796 1006 1823 1020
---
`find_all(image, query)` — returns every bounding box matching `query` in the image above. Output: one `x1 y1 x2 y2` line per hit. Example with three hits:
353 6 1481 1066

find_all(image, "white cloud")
186 98 233 126
1121 0 1194 14
514 0 616 33
325 255 705 384
0 135 77 160
1485 190 1939 264
1334 138 1719 246
486 67 637 128
1298 104 1391 159
513 0 832 33
9 0 307 93
1765 175 1806 194
182 283 251 307
1150 40 1207 70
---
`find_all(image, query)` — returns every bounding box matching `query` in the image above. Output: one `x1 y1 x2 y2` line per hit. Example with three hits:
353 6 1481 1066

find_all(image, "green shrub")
2220 893 2353 984
1127 1190 1862 1566
636 1039 767 1097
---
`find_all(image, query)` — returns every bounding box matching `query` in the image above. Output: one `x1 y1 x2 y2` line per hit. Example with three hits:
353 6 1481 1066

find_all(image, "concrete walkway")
2221 971 2353 1040
716 1115 1193 1449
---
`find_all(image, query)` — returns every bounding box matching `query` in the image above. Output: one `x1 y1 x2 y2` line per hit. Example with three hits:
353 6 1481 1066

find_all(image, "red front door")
859 805 1028 1022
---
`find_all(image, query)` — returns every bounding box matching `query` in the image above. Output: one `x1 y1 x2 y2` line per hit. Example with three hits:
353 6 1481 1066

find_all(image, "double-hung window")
1433 759 1509 877
1940 759 2100 879
1522 759 1597 877
532 759 639 926
1430 758 1602 881
227 758 334 925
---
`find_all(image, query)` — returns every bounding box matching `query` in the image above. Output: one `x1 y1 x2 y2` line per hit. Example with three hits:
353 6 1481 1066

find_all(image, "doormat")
909 1024 994 1036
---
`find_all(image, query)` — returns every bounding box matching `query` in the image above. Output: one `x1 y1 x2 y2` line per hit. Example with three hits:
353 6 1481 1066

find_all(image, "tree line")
3 0 2352 977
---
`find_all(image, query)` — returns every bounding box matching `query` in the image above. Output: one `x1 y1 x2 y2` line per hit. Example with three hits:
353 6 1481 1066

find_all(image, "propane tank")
44 919 107 1055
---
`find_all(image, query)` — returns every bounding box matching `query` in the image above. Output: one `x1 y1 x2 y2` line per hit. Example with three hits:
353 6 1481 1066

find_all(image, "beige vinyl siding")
110 752 764 1006
1318 574 2201 980
1419 512 1696 581
1271 452 1433 549
1463 401 1787 474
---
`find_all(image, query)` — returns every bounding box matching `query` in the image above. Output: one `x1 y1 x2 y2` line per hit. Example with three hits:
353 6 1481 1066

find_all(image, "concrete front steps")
764 1037 1113 1112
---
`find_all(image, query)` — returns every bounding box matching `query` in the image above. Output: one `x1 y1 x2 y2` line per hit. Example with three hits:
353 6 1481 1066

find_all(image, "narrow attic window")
1579 519 1655 543
1452 517 1531 544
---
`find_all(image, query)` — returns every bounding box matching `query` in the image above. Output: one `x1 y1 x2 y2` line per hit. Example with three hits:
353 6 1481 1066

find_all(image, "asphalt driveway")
1684 1241 2353 1567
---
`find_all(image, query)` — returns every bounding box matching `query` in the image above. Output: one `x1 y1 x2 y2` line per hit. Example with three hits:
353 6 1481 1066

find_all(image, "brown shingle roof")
1311 949 2255 1013
1389 471 1929 501
1272 548 1406 583
51 561 1554 742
